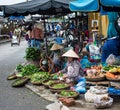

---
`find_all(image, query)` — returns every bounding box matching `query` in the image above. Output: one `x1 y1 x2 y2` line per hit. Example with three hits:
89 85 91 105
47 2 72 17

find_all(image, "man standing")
31 23 44 49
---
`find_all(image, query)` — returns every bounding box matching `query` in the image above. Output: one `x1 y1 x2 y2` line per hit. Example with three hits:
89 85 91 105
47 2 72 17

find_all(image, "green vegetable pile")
60 90 77 97
44 80 55 85
16 64 24 72
103 65 118 71
25 47 41 61
17 64 40 77
12 78 29 87
52 83 68 89
30 71 50 83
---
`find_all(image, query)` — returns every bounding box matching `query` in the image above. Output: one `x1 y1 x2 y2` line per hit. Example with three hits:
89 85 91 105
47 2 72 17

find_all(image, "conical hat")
50 44 63 51
62 49 79 58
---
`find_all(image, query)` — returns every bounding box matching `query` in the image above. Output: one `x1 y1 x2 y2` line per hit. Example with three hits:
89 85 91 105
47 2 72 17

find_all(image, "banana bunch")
109 67 120 73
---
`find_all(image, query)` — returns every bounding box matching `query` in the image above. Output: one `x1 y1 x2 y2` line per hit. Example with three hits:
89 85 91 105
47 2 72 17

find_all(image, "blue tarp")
69 0 120 38
100 0 120 7
107 12 119 38
69 0 99 12
9 15 24 20
69 0 120 12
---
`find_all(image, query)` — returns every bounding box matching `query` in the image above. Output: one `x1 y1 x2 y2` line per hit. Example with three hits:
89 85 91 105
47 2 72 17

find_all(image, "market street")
0 40 51 110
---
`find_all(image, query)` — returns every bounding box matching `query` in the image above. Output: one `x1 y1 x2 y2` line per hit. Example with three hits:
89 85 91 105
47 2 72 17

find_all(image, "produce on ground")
50 83 69 89
60 90 78 97
25 47 41 60
30 71 50 83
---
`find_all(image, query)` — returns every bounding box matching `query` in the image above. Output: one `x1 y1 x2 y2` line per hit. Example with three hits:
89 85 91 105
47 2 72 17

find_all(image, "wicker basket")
85 76 105 82
7 73 17 80
49 83 70 90
106 77 120 82
42 80 61 88
57 90 79 99
30 81 42 85
12 77 29 87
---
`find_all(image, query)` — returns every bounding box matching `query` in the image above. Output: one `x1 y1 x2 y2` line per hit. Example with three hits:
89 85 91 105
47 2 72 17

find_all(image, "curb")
0 39 11 44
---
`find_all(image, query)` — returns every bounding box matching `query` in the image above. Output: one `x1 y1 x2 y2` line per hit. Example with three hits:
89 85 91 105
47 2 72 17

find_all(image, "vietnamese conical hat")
50 43 63 51
62 49 79 58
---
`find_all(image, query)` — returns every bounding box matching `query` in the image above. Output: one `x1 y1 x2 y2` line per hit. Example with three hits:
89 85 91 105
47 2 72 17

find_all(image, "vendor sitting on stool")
57 49 84 85
50 43 64 72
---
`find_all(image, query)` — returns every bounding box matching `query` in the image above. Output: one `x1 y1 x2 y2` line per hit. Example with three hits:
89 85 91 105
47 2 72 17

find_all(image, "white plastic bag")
89 44 100 56
94 96 113 109
106 54 116 65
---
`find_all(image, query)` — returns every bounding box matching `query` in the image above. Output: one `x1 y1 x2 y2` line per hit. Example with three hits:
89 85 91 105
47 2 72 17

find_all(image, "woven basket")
106 77 120 82
42 80 61 88
12 77 29 87
85 76 105 82
49 83 70 90
7 73 17 80
30 81 42 85
57 90 79 99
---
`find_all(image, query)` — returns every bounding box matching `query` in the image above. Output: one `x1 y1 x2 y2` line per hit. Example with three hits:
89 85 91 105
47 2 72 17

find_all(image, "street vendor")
57 49 84 84
50 43 64 72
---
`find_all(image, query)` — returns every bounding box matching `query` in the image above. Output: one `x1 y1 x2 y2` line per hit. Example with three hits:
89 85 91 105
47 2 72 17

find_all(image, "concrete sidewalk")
25 83 120 110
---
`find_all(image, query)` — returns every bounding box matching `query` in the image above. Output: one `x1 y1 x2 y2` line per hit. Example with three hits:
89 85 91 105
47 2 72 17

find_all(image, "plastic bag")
84 90 108 103
106 54 116 65
72 77 86 94
94 96 113 109
89 44 100 55
80 56 92 69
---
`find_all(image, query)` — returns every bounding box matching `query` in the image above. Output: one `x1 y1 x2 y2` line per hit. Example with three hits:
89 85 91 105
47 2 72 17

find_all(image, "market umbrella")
69 0 120 12
69 0 120 38
1 0 74 56
1 0 73 17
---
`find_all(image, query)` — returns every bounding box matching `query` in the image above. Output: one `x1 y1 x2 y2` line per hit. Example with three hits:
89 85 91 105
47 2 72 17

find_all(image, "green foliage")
25 47 41 61
16 64 24 72
18 64 40 77
30 71 50 82
60 90 77 97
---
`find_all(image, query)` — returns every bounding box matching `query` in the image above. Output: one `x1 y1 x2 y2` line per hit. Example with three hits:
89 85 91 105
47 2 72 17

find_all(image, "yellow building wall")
88 12 108 37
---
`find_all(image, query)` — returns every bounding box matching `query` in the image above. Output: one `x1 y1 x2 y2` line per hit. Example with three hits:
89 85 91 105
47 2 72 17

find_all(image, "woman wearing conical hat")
58 49 84 84
50 43 64 72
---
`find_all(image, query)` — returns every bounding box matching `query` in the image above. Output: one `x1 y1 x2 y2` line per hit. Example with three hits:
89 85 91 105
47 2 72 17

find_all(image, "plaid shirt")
61 60 84 82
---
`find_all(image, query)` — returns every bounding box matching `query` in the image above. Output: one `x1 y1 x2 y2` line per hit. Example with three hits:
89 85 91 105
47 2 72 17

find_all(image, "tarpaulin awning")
69 0 120 38
1 0 73 17
9 15 24 20
69 0 120 12
69 0 99 12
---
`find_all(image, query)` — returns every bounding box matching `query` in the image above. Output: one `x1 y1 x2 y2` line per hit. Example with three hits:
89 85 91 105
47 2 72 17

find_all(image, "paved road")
0 40 51 110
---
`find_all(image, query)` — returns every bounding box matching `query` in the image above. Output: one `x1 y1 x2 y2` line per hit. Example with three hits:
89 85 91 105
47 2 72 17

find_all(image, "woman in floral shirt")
58 49 84 84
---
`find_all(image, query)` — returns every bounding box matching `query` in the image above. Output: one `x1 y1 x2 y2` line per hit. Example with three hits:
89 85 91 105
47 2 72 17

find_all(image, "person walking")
13 25 21 44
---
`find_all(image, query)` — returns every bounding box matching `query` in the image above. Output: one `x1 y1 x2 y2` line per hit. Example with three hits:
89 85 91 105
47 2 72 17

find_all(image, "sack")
114 12 120 34
94 96 113 109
